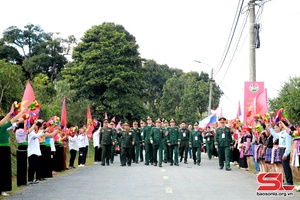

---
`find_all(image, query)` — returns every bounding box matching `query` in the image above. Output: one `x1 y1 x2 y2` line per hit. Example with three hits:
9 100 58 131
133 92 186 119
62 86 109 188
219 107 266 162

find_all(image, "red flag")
60 97 67 128
104 112 108 120
21 81 35 110
236 100 242 119
253 89 268 117
86 105 94 140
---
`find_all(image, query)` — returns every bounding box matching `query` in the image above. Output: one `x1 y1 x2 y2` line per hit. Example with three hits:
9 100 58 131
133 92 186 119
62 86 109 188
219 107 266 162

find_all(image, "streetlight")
194 60 214 115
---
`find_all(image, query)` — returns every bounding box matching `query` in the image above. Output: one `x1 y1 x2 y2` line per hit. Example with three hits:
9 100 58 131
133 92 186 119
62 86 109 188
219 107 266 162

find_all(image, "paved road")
7 153 300 200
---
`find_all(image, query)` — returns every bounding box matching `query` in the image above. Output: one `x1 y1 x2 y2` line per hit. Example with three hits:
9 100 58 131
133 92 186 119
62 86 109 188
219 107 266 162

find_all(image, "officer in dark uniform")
132 121 142 164
179 121 190 164
204 126 214 160
167 119 181 166
100 119 116 166
189 122 203 165
142 117 154 165
162 120 170 163
109 120 117 164
120 122 135 166
215 117 233 171
150 119 166 167
139 120 145 162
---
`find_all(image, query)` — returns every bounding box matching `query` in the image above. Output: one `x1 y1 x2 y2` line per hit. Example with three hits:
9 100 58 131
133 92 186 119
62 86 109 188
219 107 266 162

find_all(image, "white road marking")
163 176 169 180
161 169 166 172
165 187 173 193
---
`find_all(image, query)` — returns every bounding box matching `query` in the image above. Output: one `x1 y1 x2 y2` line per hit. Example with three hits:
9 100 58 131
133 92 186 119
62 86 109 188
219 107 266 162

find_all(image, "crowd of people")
1 109 300 197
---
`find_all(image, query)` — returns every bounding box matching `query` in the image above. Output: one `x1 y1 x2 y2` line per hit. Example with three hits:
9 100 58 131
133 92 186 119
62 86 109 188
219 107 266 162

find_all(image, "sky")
1 0 300 120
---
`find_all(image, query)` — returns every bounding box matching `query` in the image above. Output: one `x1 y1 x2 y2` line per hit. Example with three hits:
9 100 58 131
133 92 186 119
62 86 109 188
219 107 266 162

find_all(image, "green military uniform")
142 124 154 165
100 127 115 166
120 127 135 166
110 128 117 164
150 125 165 167
189 127 203 165
116 128 123 163
167 125 181 166
133 126 142 164
162 125 170 163
179 127 190 163
214 118 233 170
204 130 214 160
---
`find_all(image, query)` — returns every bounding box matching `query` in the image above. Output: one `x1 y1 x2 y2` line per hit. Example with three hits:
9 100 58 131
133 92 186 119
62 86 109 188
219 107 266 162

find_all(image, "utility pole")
249 0 256 81
208 68 214 115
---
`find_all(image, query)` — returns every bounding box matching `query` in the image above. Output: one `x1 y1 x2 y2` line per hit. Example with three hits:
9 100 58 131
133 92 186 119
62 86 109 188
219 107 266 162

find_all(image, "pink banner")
244 82 264 123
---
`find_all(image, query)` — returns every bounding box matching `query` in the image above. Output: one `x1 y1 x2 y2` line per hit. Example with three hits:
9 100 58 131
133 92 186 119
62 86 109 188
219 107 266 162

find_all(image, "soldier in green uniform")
162 120 170 163
204 126 214 160
139 120 145 162
189 122 203 165
150 119 166 167
132 121 142 164
100 119 116 166
109 120 117 164
179 121 190 164
120 122 135 166
142 117 154 165
167 119 181 166
214 117 233 171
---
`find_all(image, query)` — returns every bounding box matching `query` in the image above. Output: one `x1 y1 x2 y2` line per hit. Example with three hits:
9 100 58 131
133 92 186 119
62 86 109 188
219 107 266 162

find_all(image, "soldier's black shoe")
194 161 196 165
154 163 157 166
120 164 126 166
180 157 183 162
175 163 179 166
150 163 153 165
184 161 188 164
159 165 162 167
219 166 224 170
140 160 143 162
106 163 110 166
197 163 200 166
136 162 139 164
101 163 105 166
163 159 167 163
128 164 131 166
170 163 173 166
145 163 149 166
226 168 231 171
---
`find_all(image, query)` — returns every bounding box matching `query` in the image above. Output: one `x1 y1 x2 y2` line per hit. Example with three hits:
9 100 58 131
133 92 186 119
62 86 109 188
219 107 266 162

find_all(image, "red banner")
244 82 264 123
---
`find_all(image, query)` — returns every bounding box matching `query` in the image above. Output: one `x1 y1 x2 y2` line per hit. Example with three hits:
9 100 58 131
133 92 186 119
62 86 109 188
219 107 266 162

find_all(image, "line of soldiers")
97 117 215 167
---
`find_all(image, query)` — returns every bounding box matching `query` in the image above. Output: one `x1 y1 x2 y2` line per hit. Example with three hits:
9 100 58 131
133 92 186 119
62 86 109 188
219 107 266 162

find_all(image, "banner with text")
244 82 264 123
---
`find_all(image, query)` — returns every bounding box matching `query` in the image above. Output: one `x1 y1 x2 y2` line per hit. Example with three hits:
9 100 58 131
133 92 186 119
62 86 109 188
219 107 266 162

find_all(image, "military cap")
110 120 115 125
194 122 199 126
133 121 138 125
219 117 226 122
164 120 168 123
147 116 152 120
156 119 161 123
122 122 129 126
140 120 145 124
103 119 109 123
170 119 175 123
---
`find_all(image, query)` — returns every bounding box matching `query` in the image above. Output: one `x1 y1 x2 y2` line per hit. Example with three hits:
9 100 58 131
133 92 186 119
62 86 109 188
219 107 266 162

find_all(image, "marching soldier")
139 120 145 162
150 119 166 167
142 117 154 165
214 117 233 171
204 126 214 160
100 119 116 166
162 120 170 163
189 122 203 165
109 120 117 164
120 122 135 166
179 121 190 164
132 121 142 164
167 119 181 166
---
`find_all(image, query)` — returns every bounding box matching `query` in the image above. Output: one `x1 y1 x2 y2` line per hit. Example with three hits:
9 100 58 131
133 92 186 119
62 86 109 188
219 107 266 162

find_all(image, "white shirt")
27 130 44 157
68 135 79 151
93 127 101 147
16 129 27 143
77 134 85 148
84 134 89 146
50 138 56 152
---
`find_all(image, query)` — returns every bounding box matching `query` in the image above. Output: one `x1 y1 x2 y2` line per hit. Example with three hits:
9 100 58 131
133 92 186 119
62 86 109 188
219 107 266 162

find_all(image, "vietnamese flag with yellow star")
86 105 94 140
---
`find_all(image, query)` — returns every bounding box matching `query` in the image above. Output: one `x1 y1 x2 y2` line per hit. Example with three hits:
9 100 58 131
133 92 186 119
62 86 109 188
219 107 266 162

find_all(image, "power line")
214 0 245 76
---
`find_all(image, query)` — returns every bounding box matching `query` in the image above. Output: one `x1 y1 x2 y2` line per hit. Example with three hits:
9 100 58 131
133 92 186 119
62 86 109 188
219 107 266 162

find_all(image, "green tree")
63 22 146 121
0 60 24 110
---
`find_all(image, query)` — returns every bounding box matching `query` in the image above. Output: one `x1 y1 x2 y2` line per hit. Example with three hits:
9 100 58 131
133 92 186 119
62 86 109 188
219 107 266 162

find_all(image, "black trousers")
179 140 188 162
17 145 27 186
45 146 52 178
94 146 101 162
69 149 77 167
36 145 46 180
28 154 38 182
0 146 12 192
121 147 132 165
140 145 144 161
83 146 88 164
102 145 112 164
280 149 293 184
54 145 64 172
78 147 85 165
51 151 55 172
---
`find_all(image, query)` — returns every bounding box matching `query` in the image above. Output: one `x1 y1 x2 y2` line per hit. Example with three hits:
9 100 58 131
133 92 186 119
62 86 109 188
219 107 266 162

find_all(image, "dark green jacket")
215 127 232 147
100 127 115 145
150 127 165 145
133 128 142 145
121 130 135 148
204 131 214 144
142 125 154 144
179 128 190 142
167 126 181 145
189 130 203 148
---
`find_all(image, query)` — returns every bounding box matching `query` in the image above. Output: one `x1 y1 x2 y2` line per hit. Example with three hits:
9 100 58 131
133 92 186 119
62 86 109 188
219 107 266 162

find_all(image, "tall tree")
63 22 146 120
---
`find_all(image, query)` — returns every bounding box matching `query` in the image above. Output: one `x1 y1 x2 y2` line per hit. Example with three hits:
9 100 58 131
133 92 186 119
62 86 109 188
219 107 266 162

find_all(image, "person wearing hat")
142 117 154 165
189 122 203 165
120 122 135 166
167 119 181 166
100 119 116 166
215 117 233 171
150 119 166 167
162 120 170 163
132 121 142 164
204 126 215 160
109 120 117 164
139 120 145 162
179 121 190 164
